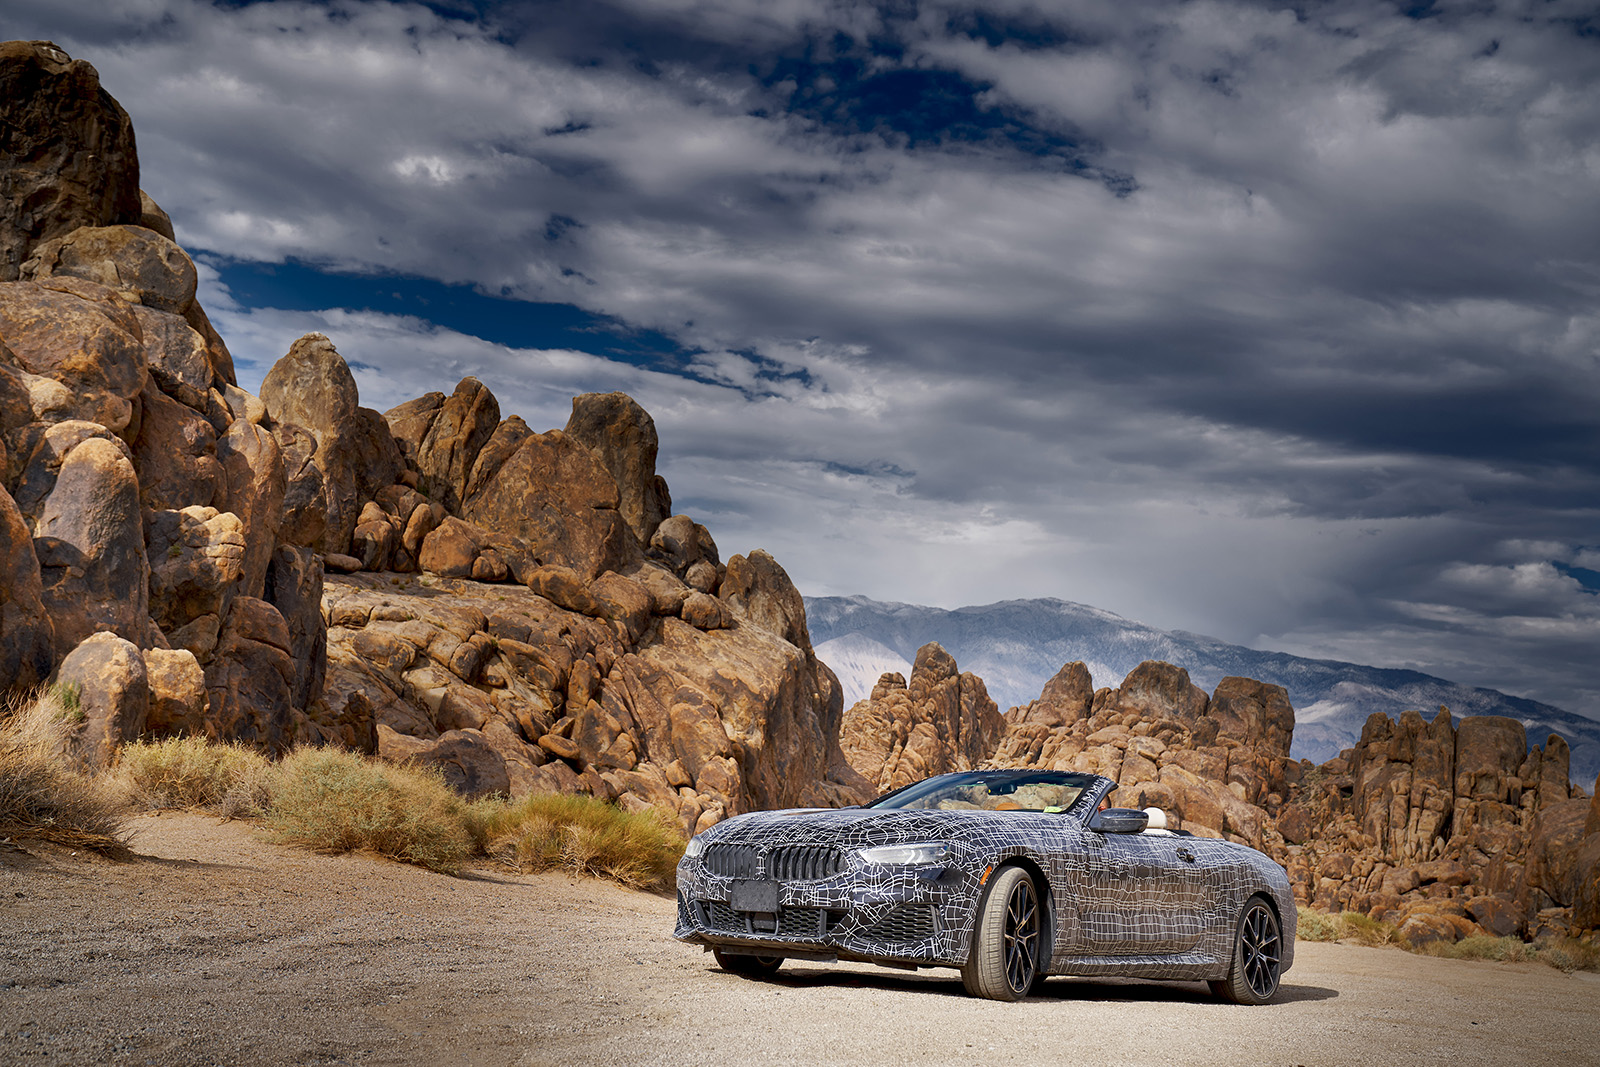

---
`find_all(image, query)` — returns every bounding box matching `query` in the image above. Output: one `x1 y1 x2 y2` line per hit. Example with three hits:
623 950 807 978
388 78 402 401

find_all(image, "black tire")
961 866 1044 1001
1209 896 1282 1005
712 947 784 977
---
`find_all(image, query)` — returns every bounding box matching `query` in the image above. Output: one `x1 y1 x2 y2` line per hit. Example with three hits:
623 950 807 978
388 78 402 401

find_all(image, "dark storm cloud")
8 0 1598 714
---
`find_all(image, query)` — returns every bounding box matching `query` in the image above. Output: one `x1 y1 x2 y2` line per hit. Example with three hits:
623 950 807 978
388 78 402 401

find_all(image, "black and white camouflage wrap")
674 772 1296 983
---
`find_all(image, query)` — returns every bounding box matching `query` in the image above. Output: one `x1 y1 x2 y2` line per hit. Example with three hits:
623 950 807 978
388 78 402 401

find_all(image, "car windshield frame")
863 770 1100 815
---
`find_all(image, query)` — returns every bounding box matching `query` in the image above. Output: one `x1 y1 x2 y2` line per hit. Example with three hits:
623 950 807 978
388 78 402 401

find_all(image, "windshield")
865 771 1096 814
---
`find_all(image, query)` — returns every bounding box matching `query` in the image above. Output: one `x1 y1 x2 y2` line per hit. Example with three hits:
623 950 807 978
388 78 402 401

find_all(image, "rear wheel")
961 866 1043 1001
712 947 784 977
1209 896 1282 1004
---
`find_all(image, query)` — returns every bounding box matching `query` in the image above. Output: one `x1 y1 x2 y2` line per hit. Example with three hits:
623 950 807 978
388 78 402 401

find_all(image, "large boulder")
0 42 141 281
204 596 296 752
461 428 638 580
1106 661 1210 724
145 506 246 636
260 333 401 553
1455 716 1528 801
55 631 147 769
21 224 197 314
1007 661 1092 727
411 377 499 512
0 483 53 693
564 391 671 543
216 417 285 600
0 278 147 433
131 380 225 512
130 304 216 409
721 549 811 654
143 647 207 738
265 544 326 712
32 434 148 654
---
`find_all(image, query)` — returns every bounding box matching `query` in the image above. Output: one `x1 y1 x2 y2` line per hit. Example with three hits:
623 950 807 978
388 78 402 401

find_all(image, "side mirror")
1089 808 1150 834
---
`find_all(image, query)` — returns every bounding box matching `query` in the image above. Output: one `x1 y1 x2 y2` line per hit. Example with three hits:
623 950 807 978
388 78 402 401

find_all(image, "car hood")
699 806 1076 849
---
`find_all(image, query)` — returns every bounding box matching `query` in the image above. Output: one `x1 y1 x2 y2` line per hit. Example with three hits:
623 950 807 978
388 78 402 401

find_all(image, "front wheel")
961 866 1043 1001
1209 896 1282 1004
712 947 784 977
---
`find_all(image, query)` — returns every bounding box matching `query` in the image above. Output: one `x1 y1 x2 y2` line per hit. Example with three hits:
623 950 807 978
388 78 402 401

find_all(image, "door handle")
1176 847 1195 863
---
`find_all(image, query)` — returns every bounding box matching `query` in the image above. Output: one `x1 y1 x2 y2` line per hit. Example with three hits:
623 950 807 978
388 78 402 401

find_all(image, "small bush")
478 792 683 890
115 736 274 817
1535 937 1600 973
1341 911 1400 947
263 747 476 874
0 689 128 853
1297 909 1347 942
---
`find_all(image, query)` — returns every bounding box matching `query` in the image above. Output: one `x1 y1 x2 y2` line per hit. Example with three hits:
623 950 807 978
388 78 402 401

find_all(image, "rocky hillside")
807 594 1600 785
0 40 867 835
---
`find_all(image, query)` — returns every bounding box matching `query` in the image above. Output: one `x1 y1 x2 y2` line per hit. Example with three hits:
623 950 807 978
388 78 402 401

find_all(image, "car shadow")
718 964 1337 1004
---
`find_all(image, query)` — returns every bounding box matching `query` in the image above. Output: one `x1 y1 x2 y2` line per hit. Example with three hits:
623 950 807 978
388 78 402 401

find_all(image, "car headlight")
857 842 952 866
683 835 706 858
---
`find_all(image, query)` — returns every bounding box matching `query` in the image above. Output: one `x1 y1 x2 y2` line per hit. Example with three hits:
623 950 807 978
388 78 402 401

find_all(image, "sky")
11 0 1599 719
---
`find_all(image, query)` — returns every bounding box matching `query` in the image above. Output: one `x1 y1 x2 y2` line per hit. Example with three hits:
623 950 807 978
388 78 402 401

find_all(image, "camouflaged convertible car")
674 769 1295 1002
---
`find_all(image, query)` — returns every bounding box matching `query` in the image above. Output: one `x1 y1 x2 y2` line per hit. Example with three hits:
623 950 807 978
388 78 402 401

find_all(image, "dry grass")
1298 908 1600 972
114 735 274 818
0 688 129 854
262 747 477 875
476 791 684 890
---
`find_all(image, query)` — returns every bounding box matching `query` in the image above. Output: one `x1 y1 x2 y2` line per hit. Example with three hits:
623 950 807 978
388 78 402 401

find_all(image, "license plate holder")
729 879 779 913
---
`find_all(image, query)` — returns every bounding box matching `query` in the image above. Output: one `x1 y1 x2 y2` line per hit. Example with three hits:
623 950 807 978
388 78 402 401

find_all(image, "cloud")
10 0 1600 716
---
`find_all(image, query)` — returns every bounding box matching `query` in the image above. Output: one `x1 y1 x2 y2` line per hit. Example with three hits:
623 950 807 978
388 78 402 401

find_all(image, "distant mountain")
807 595 1600 789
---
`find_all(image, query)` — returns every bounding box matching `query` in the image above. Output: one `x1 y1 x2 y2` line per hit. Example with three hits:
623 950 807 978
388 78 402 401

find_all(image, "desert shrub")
0 689 128 852
115 735 274 816
1534 937 1600 973
1296 909 1347 942
1417 935 1533 964
479 791 683 890
263 747 475 874
1340 911 1400 947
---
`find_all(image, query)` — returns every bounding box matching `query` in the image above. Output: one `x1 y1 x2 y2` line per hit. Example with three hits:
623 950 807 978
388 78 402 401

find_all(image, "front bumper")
673 855 979 966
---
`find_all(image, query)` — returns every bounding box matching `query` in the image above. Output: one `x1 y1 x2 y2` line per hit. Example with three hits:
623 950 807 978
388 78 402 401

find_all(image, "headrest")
1142 806 1168 830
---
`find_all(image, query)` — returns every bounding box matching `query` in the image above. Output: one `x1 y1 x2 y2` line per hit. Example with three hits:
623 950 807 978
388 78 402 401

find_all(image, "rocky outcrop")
0 482 53 691
55 631 147 768
0 42 140 281
840 643 1005 795
564 391 670 544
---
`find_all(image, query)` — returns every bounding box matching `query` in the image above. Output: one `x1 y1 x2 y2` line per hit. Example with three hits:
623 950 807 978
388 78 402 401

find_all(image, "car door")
1074 829 1209 956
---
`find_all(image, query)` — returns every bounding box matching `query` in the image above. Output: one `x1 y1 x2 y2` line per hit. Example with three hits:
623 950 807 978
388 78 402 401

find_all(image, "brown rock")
589 571 654 643
383 392 443 466
132 380 224 512
412 377 499 512
216 417 285 599
259 334 402 552
0 42 141 281
1109 661 1210 724
462 415 533 501
649 514 719 577
265 545 326 713
22 224 197 314
33 435 148 654
401 728 510 800
130 305 214 409
1525 799 1592 907
0 483 54 693
625 562 691 616
1465 893 1524 938
55 631 147 768
271 422 327 548
462 428 638 580
1455 716 1528 801
137 190 174 241
539 732 581 761
351 518 395 572
146 506 246 633
721 549 810 653
1572 833 1600 933
143 647 206 737
680 591 729 631
564 391 671 543
7 418 127 523
1008 661 1093 727
0 278 146 432
205 596 295 752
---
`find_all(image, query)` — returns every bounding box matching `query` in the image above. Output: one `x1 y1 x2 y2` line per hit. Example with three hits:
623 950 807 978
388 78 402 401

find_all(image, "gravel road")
2 814 1597 1067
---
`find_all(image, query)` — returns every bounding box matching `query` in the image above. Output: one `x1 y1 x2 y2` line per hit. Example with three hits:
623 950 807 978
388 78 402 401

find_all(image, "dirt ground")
2 814 1598 1067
